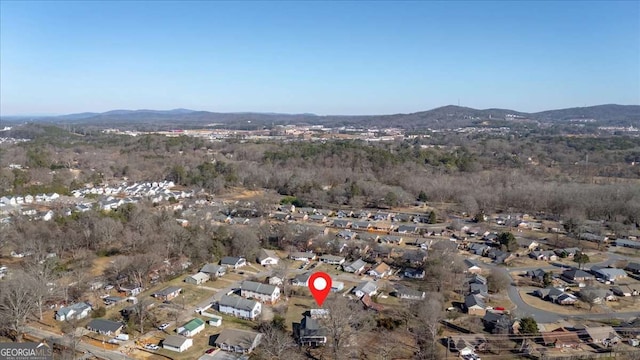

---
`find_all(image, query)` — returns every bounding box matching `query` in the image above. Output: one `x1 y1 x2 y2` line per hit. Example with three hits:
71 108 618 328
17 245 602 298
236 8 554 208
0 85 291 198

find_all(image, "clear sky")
1 1 639 116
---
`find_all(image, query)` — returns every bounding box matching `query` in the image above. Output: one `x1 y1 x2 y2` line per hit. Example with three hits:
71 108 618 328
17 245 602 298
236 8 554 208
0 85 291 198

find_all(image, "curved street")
483 249 640 323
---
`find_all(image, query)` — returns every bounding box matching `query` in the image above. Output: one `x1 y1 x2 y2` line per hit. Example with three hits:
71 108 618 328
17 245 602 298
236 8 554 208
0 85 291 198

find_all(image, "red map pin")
308 272 332 307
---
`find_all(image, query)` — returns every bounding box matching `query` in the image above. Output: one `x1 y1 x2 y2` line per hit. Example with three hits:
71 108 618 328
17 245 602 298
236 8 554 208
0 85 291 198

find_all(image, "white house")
176 318 205 337
163 335 193 352
218 295 261 320
55 302 92 321
289 252 316 262
240 281 280 304
257 249 280 266
221 257 247 269
184 272 210 285
353 281 378 298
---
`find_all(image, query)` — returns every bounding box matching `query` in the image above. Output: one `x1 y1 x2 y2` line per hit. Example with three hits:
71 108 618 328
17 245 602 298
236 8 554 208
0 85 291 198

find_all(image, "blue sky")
1 1 638 115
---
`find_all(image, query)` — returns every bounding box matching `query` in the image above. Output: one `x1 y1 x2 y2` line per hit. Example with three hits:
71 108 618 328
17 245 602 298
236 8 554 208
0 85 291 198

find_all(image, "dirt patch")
91 256 116 277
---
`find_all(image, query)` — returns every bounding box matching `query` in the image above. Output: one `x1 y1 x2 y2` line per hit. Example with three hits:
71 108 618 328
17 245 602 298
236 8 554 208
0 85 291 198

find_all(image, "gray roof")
201 263 226 274
154 286 182 296
298 315 327 338
58 302 91 317
219 295 259 311
342 258 367 272
87 318 122 333
214 328 261 349
163 335 190 348
257 249 278 262
320 254 345 262
465 294 486 308
353 281 378 295
240 281 278 295
221 256 245 266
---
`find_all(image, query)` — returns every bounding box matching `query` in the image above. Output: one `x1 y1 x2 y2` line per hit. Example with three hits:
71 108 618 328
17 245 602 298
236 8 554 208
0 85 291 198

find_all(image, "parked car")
144 344 159 350
104 285 114 290
157 323 170 331
205 348 216 354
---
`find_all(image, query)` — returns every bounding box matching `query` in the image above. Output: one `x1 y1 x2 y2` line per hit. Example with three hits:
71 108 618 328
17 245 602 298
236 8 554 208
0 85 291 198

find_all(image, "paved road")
483 251 640 323
24 326 136 360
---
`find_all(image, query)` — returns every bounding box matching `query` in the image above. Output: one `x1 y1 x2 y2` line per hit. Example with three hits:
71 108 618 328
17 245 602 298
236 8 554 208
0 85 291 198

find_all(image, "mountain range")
2 104 638 130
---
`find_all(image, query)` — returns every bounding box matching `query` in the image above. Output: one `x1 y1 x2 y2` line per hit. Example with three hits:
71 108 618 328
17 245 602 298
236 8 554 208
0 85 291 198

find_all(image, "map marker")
308 272 332 307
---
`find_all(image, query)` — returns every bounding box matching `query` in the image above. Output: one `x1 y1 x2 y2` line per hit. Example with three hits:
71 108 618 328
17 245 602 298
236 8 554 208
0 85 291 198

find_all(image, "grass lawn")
284 296 316 331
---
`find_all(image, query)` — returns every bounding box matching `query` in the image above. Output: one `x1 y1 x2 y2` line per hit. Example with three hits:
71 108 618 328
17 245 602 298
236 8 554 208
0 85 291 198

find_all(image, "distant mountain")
5 104 638 129
531 104 639 123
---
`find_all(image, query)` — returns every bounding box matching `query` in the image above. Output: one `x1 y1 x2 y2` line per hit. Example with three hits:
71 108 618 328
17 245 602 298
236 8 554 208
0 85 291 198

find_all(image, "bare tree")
413 292 445 360
320 294 372 360
579 287 601 310
0 273 39 340
253 320 299 360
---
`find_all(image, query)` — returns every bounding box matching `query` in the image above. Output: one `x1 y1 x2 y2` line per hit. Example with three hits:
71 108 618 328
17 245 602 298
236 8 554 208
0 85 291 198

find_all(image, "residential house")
257 249 279 266
214 328 262 354
319 254 345 265
448 335 488 357
464 294 487 316
200 264 226 278
625 262 640 274
392 285 425 300
353 281 378 298
184 272 210 285
580 233 608 243
163 335 193 352
518 239 540 251
177 318 205 337
469 283 489 298
294 316 327 346
533 286 577 304
592 267 628 282
556 293 578 305
220 257 247 269
469 274 488 285
332 219 352 228
529 250 557 261
331 281 345 292
55 302 92 321
526 268 547 283
541 328 581 349
268 274 284 286
309 214 328 223
86 319 123 336
581 288 616 304
482 312 516 334
289 252 316 262
153 286 182 301
342 258 367 274
397 225 418 234
562 269 595 284
103 296 125 306
402 249 428 265
379 235 403 245
291 272 311 287
218 295 261 320
351 221 371 230
368 262 392 279
583 326 621 346
240 281 280 304
468 243 489 256
615 238 640 249
611 286 633 297
336 230 357 240
271 212 290 222
403 267 425 279
554 248 580 258
464 259 483 274
118 284 143 296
